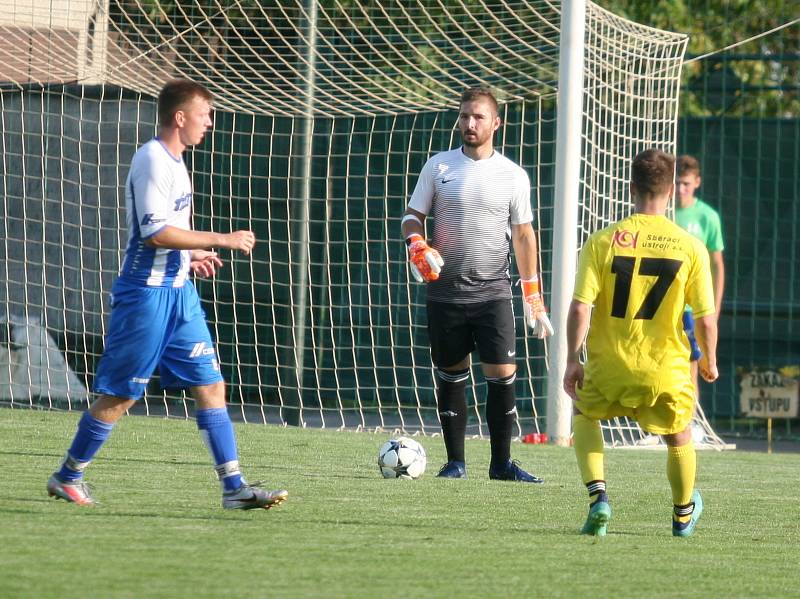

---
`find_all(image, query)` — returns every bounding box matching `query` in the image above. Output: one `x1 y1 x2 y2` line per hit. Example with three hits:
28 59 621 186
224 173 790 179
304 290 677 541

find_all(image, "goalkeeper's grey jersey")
408 147 533 303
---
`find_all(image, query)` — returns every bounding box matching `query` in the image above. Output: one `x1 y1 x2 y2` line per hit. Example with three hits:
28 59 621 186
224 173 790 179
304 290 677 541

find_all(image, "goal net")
0 1 725 448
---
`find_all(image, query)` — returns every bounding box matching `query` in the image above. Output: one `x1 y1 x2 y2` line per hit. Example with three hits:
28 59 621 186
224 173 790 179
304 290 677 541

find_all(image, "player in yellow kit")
563 149 719 537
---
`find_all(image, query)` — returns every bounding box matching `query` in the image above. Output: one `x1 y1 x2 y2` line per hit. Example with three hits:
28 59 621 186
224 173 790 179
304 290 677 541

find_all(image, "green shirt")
674 198 724 252
675 197 723 314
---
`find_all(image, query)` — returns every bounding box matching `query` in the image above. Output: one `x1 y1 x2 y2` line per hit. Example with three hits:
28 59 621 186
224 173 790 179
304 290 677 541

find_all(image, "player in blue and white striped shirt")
47 79 287 510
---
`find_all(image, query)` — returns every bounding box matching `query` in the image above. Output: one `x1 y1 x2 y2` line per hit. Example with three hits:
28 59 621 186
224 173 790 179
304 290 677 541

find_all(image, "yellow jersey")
573 213 715 410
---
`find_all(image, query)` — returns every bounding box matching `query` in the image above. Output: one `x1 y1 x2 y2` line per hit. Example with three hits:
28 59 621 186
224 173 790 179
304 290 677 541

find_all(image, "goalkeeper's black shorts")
426 299 516 368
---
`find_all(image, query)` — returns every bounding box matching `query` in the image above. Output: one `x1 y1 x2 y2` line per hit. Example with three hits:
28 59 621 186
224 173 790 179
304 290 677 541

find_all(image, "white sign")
739 370 799 418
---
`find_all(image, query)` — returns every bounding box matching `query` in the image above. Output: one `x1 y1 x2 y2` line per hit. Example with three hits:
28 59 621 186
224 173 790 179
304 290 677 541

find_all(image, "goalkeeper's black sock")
586 480 608 506
436 368 470 463
485 372 517 468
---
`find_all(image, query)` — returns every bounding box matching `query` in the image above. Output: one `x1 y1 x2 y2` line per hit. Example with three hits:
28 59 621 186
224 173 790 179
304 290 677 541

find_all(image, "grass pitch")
1 409 798 598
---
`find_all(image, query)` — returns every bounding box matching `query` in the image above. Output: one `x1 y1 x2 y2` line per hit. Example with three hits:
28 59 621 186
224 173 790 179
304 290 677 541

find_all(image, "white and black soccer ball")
378 436 427 479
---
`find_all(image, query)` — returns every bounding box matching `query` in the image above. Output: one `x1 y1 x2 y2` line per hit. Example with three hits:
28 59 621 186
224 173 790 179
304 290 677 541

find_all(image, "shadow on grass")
0 502 583 536
0 450 376 477
0 449 210 468
0 504 281 523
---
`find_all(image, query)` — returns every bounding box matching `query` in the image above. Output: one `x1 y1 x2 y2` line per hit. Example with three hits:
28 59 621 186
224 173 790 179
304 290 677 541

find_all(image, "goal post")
547 0 586 447
0 1 727 448
545 3 727 449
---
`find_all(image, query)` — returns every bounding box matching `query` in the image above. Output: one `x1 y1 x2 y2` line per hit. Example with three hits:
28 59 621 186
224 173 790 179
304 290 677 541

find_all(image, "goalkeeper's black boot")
489 459 543 483
437 461 467 479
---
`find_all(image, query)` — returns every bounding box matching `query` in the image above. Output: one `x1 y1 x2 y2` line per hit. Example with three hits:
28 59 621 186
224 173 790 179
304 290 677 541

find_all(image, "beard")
461 130 485 147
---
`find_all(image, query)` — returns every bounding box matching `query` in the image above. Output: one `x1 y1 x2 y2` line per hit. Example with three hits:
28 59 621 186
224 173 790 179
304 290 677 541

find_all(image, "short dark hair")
676 154 701 177
460 87 499 115
631 148 675 198
158 79 213 127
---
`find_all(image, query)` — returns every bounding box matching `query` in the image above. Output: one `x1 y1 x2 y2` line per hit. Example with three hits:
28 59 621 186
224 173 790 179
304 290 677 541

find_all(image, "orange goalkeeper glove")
406 234 444 283
521 276 554 339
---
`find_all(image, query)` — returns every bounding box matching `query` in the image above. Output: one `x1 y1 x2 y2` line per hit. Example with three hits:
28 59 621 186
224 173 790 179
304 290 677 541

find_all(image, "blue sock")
57 411 114 481
196 408 243 492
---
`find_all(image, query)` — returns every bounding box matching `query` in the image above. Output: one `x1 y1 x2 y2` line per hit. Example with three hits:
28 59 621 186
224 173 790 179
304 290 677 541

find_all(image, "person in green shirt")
675 155 725 402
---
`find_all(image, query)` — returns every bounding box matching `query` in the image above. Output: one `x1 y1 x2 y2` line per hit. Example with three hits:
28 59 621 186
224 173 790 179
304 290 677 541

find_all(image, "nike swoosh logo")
235 493 259 505
507 350 516 357
441 178 455 184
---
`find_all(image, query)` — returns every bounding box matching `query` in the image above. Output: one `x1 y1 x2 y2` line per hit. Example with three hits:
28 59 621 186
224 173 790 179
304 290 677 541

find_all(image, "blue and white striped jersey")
118 138 192 287
408 147 533 303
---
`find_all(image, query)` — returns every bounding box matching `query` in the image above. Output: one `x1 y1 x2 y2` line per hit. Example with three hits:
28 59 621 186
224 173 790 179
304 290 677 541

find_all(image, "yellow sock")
667 442 696 522
573 414 604 486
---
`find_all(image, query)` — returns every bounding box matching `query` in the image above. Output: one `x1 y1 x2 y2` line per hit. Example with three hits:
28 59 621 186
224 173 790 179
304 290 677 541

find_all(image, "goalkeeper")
401 87 552 483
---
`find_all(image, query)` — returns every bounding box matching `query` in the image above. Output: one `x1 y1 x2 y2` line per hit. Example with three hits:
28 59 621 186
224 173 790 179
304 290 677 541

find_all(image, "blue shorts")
93 280 224 399
682 310 702 362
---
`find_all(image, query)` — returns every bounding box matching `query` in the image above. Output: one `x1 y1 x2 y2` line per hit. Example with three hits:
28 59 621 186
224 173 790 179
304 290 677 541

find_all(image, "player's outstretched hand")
407 234 443 283
521 277 554 339
191 250 223 278
563 361 584 401
224 230 256 255
698 356 719 383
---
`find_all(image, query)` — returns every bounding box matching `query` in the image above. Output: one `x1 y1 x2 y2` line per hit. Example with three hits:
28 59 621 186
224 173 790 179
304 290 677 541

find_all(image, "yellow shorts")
574 376 695 435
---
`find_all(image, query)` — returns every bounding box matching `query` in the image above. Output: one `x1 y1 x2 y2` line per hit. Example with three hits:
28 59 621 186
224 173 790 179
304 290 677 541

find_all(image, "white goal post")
0 1 728 448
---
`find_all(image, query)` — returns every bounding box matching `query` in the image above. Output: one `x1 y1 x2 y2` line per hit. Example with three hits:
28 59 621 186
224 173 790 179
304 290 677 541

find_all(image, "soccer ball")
378 436 427 479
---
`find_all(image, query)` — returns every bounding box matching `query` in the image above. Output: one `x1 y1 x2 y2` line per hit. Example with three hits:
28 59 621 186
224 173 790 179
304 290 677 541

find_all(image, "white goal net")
0 1 726 447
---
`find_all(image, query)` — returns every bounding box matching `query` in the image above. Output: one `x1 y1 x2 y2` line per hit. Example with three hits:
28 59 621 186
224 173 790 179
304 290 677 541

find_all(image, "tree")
599 0 799 116
111 1 798 117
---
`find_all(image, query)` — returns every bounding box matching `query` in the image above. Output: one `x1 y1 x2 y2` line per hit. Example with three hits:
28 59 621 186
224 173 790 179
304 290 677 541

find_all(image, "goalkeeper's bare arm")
511 223 553 339
401 207 426 239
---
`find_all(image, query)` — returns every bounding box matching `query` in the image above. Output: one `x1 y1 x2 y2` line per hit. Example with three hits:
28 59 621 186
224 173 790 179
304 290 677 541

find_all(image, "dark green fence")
678 117 800 435
187 103 552 427
2 84 796 436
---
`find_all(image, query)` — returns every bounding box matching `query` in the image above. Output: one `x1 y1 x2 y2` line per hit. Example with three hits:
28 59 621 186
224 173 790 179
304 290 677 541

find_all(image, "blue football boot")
581 500 612 537
672 490 703 537
488 459 543 483
437 460 467 478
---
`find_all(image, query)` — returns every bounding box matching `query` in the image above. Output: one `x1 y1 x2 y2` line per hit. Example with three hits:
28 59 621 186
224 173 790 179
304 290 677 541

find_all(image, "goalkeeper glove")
521 276 554 339
406 234 444 283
